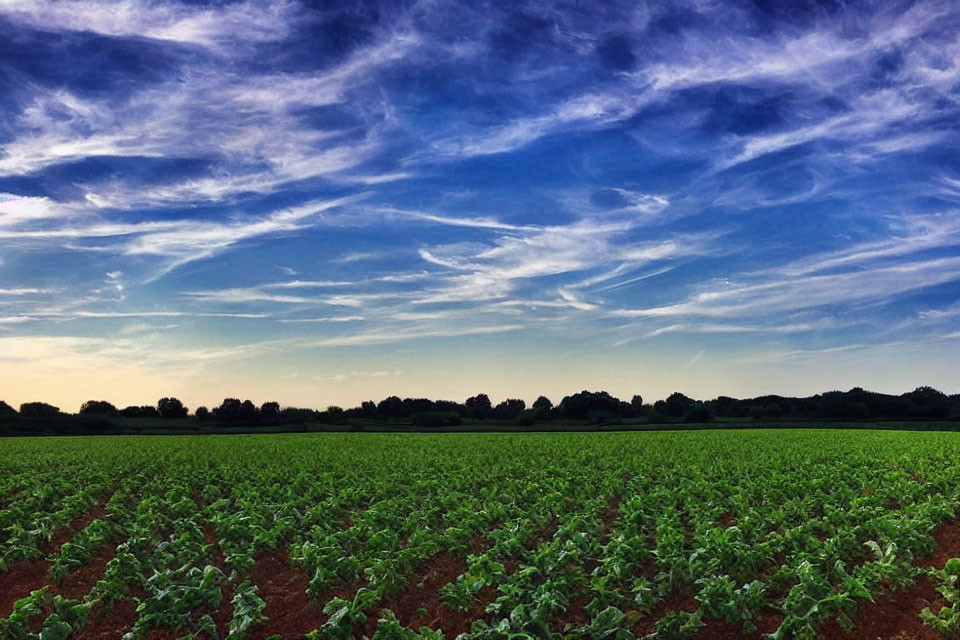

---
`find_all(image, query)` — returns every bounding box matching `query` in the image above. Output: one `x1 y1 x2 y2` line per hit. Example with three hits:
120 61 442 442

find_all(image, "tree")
19 402 59 418
157 397 188 419
902 386 950 418
326 406 344 423
79 400 119 416
195 406 210 421
412 412 444 428
655 392 695 418
557 390 631 419
359 401 377 417
532 395 553 420
260 401 280 422
402 398 435 415
494 398 526 420
682 402 713 423
279 407 316 424
631 394 644 415
532 396 553 411
214 398 242 424
377 396 403 418
239 400 258 423
765 402 783 419
517 410 537 427
0 401 18 418
465 393 492 419
121 405 159 418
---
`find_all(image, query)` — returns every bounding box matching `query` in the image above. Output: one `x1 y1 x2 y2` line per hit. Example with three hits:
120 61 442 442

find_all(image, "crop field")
3 431 960 640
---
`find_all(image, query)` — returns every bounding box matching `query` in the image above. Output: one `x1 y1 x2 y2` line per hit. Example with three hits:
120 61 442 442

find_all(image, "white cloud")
0 195 364 279
0 287 51 295
302 323 524 347
612 256 960 320
777 211 960 276
0 193 82 226
0 0 294 49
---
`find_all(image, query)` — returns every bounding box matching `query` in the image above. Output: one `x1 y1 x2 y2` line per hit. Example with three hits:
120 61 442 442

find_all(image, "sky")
1 0 959 412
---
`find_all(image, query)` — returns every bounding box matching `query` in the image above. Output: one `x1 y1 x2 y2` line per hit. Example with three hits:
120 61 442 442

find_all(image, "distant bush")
260 401 280 422
278 407 315 424
465 394 493 420
157 397 188 419
682 402 713 423
646 408 665 424
0 401 17 418
412 412 444 428
121 405 160 418
19 402 60 418
558 390 632 419
79 400 119 416
324 406 345 424
493 399 526 420
655 392 695 418
412 412 462 428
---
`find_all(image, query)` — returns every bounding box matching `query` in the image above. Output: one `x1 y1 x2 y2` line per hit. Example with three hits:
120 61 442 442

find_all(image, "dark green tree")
79 400 119 416
214 398 242 423
465 393 492 419
260 401 280 422
0 401 17 418
19 402 59 418
157 397 188 419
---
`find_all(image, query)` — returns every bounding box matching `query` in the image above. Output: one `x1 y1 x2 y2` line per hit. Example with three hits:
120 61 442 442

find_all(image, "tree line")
1 386 958 432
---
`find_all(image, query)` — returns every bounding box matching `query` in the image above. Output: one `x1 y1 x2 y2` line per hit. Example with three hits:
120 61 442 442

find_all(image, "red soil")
528 520 559 549
469 535 492 555
553 595 591 630
697 619 760 640
246 549 359 638
814 517 960 640
59 544 120 600
0 501 111 617
754 608 785 635
364 552 487 637
630 592 700 637
717 513 737 528
925 517 960 568
503 559 521 574
0 558 49 618
146 630 184 639
817 575 944 640
691 608 785 640
73 596 143 640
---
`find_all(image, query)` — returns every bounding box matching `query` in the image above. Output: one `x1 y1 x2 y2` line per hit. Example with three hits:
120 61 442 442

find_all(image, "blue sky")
1 0 959 411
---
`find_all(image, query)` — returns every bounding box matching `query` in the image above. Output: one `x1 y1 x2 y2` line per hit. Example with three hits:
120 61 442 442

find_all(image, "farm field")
3 430 960 640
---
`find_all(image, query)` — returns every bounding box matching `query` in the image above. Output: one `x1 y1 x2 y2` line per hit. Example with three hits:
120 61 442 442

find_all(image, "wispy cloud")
0 0 294 48
1 195 364 279
1 0 959 406
302 323 524 348
613 256 960 320
776 211 960 276
0 287 52 296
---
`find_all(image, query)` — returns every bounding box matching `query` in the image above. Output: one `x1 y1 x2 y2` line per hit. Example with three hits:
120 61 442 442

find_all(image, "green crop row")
1 430 960 639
